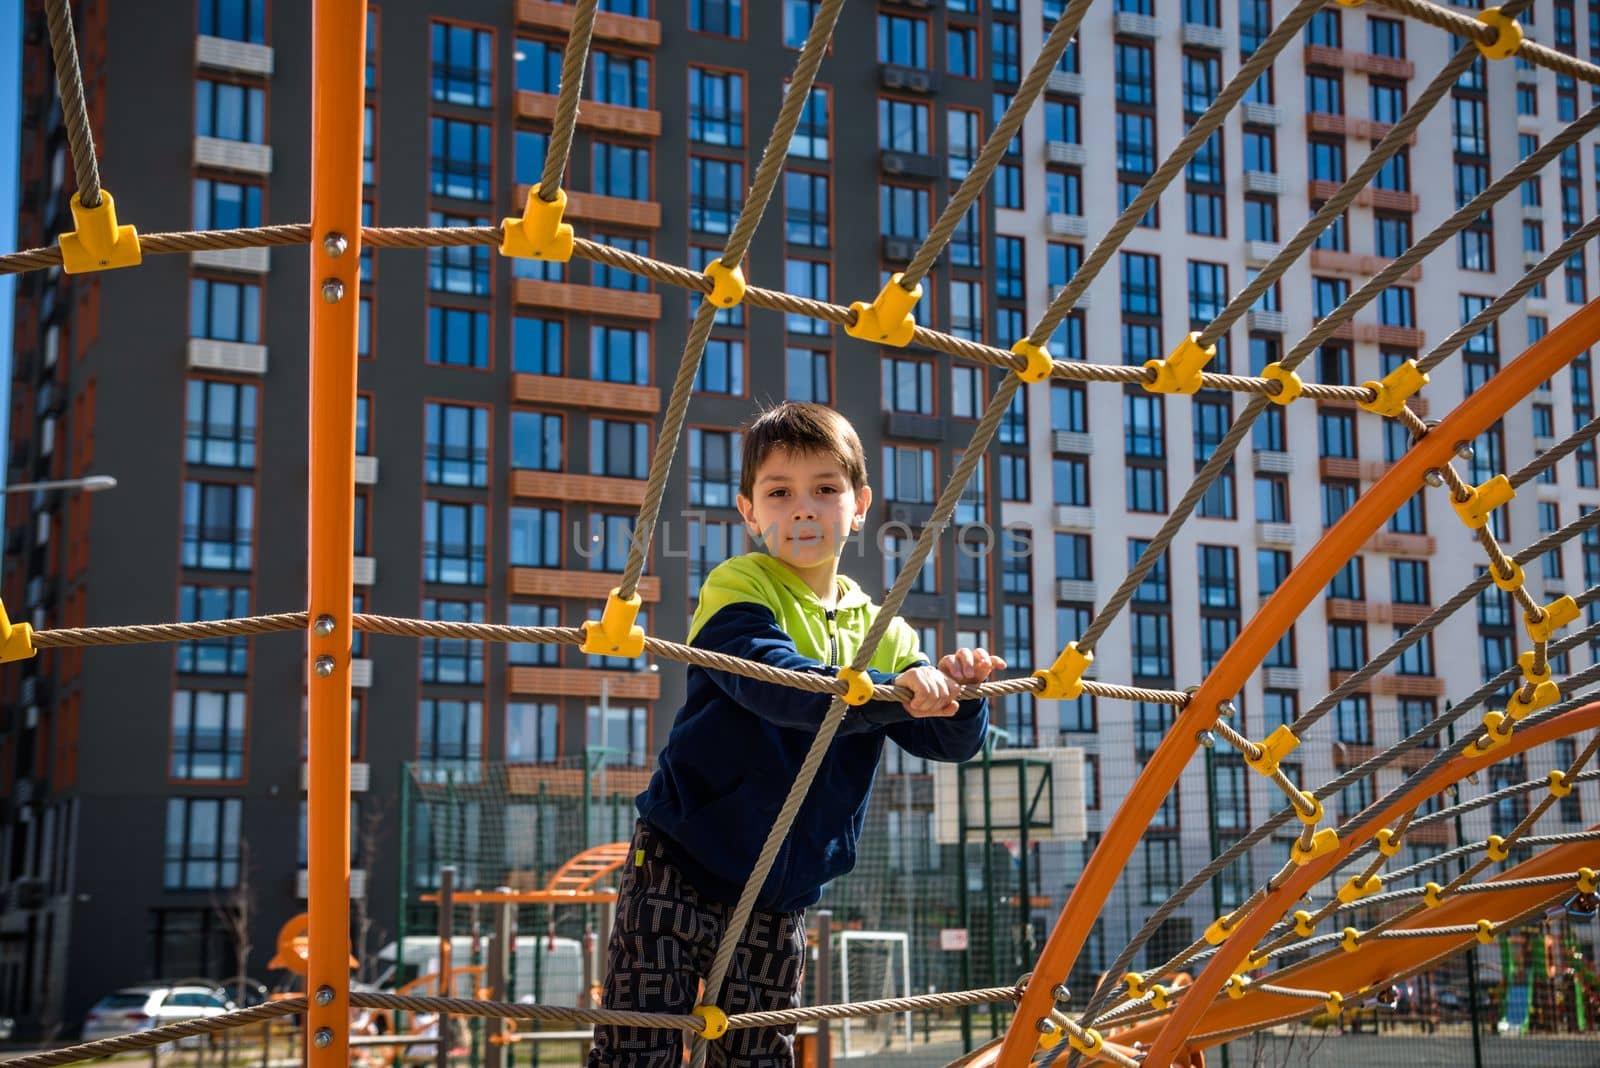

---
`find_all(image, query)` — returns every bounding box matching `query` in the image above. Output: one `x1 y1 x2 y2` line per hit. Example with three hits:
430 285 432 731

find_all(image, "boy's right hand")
897 665 961 718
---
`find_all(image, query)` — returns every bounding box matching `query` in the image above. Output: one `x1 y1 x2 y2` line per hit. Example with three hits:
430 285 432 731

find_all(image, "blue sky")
0 0 19 467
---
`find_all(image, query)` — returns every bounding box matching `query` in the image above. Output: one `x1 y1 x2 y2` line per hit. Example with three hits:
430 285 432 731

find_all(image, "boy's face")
736 448 871 573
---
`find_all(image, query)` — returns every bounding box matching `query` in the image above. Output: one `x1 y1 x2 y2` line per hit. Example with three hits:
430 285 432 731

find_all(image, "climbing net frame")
10 0 1600 1064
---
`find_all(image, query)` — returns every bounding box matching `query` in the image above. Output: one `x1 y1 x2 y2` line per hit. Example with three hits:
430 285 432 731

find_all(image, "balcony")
883 411 945 441
514 278 659 320
299 868 366 900
1056 579 1096 602
881 236 921 263
1114 11 1162 37
187 339 267 375
191 246 270 274
517 91 660 138
1240 102 1282 126
352 555 376 586
1246 310 1289 333
1524 248 1545 269
513 185 661 230
1325 599 1432 625
195 35 274 76
1364 531 1436 555
1053 431 1093 455
1054 505 1095 531
1262 666 1302 689
880 151 940 179
1328 322 1427 348
1245 241 1281 268
508 667 661 700
301 762 370 793
1257 522 1297 546
1046 212 1087 238
1242 171 1284 195
1048 284 1091 310
1253 450 1293 474
1182 23 1226 49
879 64 938 95
193 136 272 175
1307 112 1413 143
1046 71 1085 96
513 373 659 415
1372 674 1446 697
1319 457 1390 481
353 455 379 485
1522 203 1545 222
1308 180 1419 213
517 0 660 47
511 470 647 507
1046 141 1087 167
350 658 372 689
1310 248 1421 282
1303 44 1415 79
510 567 660 603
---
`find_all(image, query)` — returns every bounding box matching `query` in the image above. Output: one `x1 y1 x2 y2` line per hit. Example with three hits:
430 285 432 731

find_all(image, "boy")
589 402 1004 1067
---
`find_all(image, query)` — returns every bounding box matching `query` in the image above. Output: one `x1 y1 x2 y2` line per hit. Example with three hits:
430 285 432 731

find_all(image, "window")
1056 533 1092 582
991 20 1020 82
178 585 250 675
431 23 493 107
169 689 247 783
182 481 253 571
1052 383 1087 432
785 260 831 335
1399 697 1437 745
1374 213 1411 259
878 13 929 67
950 109 982 182
508 604 561 666
1391 559 1430 604
880 184 931 241
1335 695 1372 744
190 278 261 344
1143 838 1181 905
591 325 649 383
1318 410 1356 458
195 80 265 143
1306 72 1343 115
1115 43 1154 106
421 599 485 684
592 419 651 480
883 445 935 503
790 85 830 160
428 307 490 369
949 280 983 341
883 358 935 415
1329 622 1367 672
164 798 242 890
689 519 746 597
1378 286 1415 328
1131 612 1172 676
1120 253 1160 316
1395 625 1434 676
423 500 487 585
1053 457 1089 505
509 507 561 568
430 117 492 201
592 142 651 200
691 0 741 36
1184 54 1221 114
1370 79 1405 125
689 68 744 145
185 380 257 470
1254 474 1288 523
785 171 829 247
688 429 741 508
1243 130 1276 174
516 38 562 94
424 403 489 488
786 347 830 403
200 0 265 43
884 534 937 594
948 24 978 78
879 98 931 155
590 50 650 109
418 699 484 781
1308 138 1345 182
429 211 491 296
1305 7 1341 46
1368 16 1404 57
514 316 563 375
692 339 744 397
510 410 563 472
193 177 262 231
691 157 743 235
588 704 650 767
507 702 560 763
516 130 549 187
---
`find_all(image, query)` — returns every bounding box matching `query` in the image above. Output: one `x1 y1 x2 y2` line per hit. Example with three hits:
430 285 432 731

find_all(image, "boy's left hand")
938 647 1007 685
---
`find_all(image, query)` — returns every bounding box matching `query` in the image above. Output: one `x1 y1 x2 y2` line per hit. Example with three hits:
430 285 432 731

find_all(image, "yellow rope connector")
1478 711 1515 752
1525 595 1579 644
836 666 874 706
1293 790 1325 826
1204 915 1234 946
1293 910 1317 938
1578 868 1597 894
1475 919 1497 945
1244 723 1300 778
1067 1026 1104 1056
702 259 747 308
1123 972 1146 999
0 599 36 664
1475 6 1524 60
1149 984 1171 1011
1339 927 1362 953
1518 649 1553 687
1489 559 1526 593
1450 474 1515 531
1036 1020 1063 1051
1337 874 1383 905
1549 770 1574 798
579 588 645 658
1260 362 1303 405
1508 678 1560 720
1143 332 1215 394
1335 0 1365 7
59 190 142 274
1291 828 1340 866
846 273 921 347
1358 359 1427 417
1375 828 1402 857
1486 835 1510 862
1423 882 1446 908
1234 949 1268 975
1324 992 1345 1017
500 184 575 262
1034 641 1093 700
1226 975 1249 1000
692 1004 728 1040
1011 339 1054 383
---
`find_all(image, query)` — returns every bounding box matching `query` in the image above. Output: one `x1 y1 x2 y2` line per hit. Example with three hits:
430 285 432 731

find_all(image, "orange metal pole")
306 2 366 1066
996 294 1600 1065
1138 702 1600 1066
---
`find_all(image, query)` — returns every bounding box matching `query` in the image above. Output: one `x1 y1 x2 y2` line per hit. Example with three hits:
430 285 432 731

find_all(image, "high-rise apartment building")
3 0 1596 1040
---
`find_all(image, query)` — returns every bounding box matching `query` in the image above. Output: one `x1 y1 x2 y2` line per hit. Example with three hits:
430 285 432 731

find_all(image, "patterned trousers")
588 821 806 1068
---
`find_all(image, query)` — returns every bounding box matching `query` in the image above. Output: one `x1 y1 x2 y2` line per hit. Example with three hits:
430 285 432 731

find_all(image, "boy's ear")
735 494 760 535
854 484 873 524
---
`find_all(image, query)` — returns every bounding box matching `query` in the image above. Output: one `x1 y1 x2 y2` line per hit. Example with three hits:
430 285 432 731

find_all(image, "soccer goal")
838 930 912 1057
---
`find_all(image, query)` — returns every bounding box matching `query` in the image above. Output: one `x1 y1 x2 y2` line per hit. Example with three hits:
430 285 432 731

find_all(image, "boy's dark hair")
739 402 869 499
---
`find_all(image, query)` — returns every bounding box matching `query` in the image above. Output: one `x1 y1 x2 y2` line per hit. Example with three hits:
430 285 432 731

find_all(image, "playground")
8 0 1600 1064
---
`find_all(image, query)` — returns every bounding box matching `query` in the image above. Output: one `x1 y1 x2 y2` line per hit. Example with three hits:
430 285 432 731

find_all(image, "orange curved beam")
1111 825 1600 1051
997 295 1600 1065
1139 701 1600 1066
546 841 631 893
306 3 367 1067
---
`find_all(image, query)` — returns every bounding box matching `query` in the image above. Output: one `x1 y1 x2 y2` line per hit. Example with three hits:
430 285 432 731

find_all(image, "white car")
81 984 234 1042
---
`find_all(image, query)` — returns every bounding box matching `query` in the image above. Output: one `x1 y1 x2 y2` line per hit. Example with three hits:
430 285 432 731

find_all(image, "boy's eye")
767 488 788 498
818 485 839 494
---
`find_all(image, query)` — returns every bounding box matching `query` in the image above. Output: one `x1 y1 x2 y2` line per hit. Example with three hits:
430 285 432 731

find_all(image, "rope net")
14 0 1600 1064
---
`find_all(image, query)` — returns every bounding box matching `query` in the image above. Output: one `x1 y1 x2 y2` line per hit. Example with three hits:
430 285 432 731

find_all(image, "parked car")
81 984 234 1042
